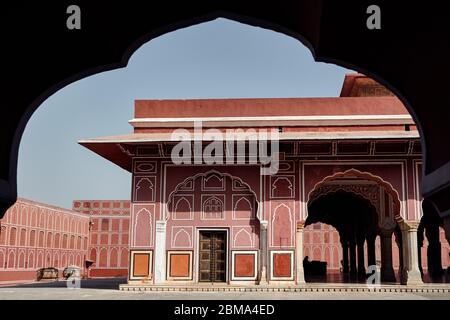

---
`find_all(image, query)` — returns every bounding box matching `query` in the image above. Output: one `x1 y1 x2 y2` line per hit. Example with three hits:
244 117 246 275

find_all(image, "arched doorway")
165 170 260 284
305 170 405 284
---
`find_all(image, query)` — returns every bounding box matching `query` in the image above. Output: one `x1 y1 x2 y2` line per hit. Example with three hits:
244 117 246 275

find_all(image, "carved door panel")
199 231 226 282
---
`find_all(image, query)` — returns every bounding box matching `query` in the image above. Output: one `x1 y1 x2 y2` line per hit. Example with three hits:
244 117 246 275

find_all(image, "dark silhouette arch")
2 2 450 234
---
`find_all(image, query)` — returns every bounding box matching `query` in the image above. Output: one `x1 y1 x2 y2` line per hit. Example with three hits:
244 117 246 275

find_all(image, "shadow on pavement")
6 277 127 290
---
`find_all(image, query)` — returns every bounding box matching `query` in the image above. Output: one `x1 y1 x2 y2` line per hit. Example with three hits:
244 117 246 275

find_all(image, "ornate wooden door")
199 231 227 282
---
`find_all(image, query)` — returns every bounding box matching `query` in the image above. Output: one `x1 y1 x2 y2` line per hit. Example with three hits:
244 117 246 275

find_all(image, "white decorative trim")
171 226 193 249
171 195 194 221
277 161 295 173
133 160 157 174
201 194 226 220
300 160 406 221
129 250 153 280
231 250 258 280
129 114 415 128
270 203 294 248
232 226 255 248
270 250 294 280
202 173 225 191
132 204 155 248
166 250 193 280
232 194 256 220
163 165 262 221
270 176 295 199
133 176 156 203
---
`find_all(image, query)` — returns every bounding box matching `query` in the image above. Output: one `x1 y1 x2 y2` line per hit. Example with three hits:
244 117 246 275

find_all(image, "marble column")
259 220 268 285
154 220 167 284
295 222 306 284
400 221 423 285
380 229 396 282
340 238 349 274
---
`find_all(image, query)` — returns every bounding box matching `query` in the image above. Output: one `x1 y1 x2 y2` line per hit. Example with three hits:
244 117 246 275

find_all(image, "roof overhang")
78 131 420 172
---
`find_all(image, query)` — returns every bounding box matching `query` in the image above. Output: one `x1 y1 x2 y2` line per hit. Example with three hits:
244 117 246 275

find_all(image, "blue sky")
17 18 353 209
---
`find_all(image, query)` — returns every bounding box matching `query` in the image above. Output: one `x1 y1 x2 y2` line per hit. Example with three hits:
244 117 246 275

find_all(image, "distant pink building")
0 198 89 281
72 200 130 277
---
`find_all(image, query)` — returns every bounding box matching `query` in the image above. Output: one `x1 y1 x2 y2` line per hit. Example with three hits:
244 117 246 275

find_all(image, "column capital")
399 220 420 232
296 221 305 231
379 228 395 237
260 220 268 230
155 220 167 231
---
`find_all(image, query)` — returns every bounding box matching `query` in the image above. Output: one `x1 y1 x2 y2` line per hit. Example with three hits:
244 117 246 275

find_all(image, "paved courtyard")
0 278 449 300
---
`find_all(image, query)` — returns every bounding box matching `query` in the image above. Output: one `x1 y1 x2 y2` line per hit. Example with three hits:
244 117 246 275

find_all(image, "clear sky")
17 18 353 209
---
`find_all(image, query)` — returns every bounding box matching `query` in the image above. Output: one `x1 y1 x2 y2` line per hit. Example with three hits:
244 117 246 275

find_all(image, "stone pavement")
0 278 449 300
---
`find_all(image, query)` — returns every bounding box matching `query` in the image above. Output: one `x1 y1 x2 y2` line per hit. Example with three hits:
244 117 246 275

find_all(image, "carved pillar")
425 224 443 278
380 229 396 282
394 230 403 281
445 217 450 246
357 239 366 277
295 222 305 284
154 220 167 284
340 235 349 274
400 221 423 285
366 235 376 268
349 240 357 276
259 220 268 285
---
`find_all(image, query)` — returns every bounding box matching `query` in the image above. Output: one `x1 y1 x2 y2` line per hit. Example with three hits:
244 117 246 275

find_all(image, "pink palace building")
78 74 444 287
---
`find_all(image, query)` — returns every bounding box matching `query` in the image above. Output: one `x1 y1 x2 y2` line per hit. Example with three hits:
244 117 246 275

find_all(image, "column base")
258 267 268 285
296 270 305 285
380 267 396 283
402 269 423 286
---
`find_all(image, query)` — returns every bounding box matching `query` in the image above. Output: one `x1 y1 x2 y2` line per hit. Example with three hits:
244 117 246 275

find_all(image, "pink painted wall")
0 198 89 281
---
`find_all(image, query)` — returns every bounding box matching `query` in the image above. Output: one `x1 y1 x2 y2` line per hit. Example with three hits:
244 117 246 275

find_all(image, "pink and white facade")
72 200 130 277
78 74 449 286
0 198 89 281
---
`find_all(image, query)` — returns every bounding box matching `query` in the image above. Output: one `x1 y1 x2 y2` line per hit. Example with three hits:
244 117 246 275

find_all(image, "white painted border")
131 203 155 248
201 194 226 220
270 175 296 199
231 250 258 280
270 250 294 281
202 173 225 191
232 194 256 220
162 162 263 221
269 202 295 248
133 176 156 203
129 250 152 280
171 226 194 249
299 160 407 221
277 160 295 173
133 160 157 174
166 250 193 281
171 194 194 221
231 226 256 248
